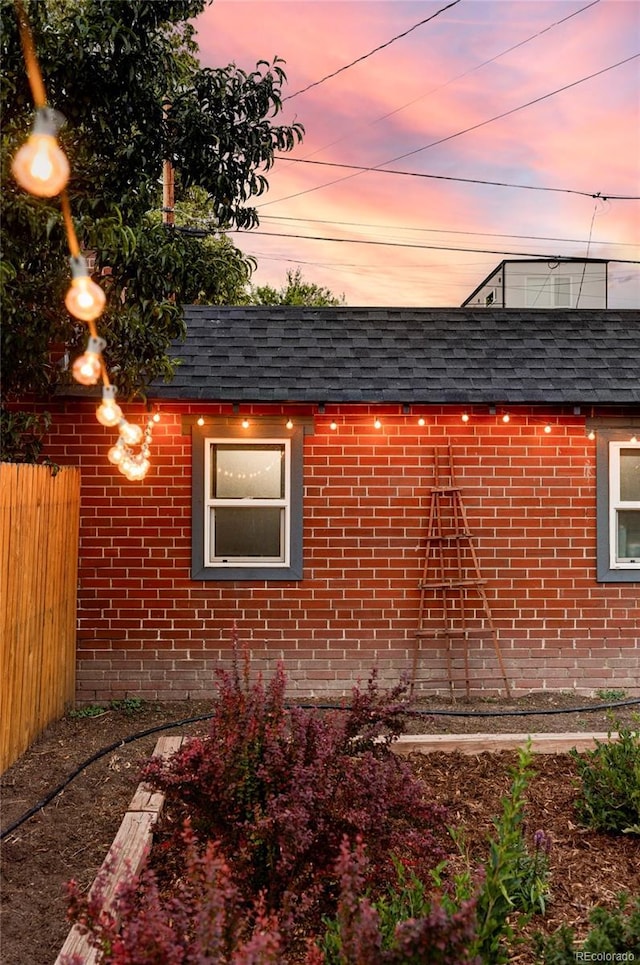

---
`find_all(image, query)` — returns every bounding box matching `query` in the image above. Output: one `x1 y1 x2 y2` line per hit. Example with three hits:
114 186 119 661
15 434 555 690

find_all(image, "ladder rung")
415 629 493 638
424 533 472 542
431 485 461 493
419 579 487 589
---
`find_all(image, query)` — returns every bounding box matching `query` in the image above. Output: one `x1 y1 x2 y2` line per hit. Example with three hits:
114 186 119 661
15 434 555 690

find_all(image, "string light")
11 106 69 197
112 415 156 481
374 418 382 429
418 417 426 426
588 430 596 441
461 412 470 423
286 418 294 429
65 255 106 322
118 419 143 446
330 420 338 431
544 424 552 434
242 418 250 429
72 335 105 386
107 439 126 465
96 385 123 427
502 413 510 423
631 435 638 444
11 0 157 483
197 415 205 426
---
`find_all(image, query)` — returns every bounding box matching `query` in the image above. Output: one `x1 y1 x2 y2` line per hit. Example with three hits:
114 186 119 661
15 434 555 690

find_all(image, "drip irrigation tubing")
2 697 639 841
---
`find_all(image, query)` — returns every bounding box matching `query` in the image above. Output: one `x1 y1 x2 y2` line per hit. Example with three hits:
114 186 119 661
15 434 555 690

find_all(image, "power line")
283 0 462 102
290 0 601 164
261 217 638 252
269 157 639 201
364 0 602 127
261 214 638 248
385 53 640 167
260 53 640 209
228 228 640 264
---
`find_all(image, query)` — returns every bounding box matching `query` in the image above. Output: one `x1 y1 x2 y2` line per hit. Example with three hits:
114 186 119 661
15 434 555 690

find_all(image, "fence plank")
1 463 80 772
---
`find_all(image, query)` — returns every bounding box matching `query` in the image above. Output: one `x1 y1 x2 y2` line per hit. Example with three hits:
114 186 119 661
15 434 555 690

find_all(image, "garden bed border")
54 731 618 963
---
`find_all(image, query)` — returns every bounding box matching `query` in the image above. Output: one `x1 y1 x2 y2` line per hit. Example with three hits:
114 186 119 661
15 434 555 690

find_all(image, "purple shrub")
141 656 450 944
312 838 481 965
62 823 283 964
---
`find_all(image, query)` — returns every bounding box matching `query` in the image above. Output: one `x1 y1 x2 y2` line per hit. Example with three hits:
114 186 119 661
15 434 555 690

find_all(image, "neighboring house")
461 258 608 309
44 307 639 701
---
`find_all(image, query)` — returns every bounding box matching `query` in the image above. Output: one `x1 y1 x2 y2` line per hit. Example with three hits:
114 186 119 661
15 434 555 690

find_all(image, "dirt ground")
1 691 639 965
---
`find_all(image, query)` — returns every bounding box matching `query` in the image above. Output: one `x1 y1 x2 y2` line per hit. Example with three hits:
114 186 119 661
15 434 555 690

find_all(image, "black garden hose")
2 697 639 841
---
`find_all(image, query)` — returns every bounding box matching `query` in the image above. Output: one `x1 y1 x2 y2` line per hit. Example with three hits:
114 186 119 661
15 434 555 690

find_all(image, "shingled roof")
151 306 640 405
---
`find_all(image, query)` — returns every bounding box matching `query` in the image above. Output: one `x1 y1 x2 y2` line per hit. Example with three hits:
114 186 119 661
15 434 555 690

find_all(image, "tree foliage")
0 0 304 459
250 268 345 306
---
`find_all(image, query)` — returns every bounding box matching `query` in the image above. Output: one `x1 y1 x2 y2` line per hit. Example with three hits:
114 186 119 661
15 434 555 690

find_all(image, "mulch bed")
1 692 638 965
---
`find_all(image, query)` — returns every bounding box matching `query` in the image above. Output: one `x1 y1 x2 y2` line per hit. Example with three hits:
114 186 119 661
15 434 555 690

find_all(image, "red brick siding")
41 401 639 701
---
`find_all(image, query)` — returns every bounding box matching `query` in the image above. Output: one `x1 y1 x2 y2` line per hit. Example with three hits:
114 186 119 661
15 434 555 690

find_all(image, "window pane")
213 507 283 559
619 448 640 502
213 445 284 499
525 278 551 307
616 510 640 561
553 276 571 306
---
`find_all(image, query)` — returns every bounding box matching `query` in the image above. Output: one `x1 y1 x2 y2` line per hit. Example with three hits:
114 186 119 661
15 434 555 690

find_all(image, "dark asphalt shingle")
150 307 640 405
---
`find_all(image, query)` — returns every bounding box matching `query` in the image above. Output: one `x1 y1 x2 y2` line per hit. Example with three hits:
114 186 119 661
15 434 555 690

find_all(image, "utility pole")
162 101 174 226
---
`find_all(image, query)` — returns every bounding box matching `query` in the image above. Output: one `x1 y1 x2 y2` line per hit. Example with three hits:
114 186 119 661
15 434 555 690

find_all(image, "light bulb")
197 416 205 426
374 419 382 429
119 420 143 446
461 412 470 423
108 441 126 465
96 386 122 427
72 335 106 386
152 412 161 423
330 421 338 431
544 424 552 434
121 455 150 482
242 418 250 429
11 108 69 197
588 430 596 441
286 418 294 430
418 417 426 427
631 435 638 444
502 413 510 423
119 457 135 480
65 255 106 322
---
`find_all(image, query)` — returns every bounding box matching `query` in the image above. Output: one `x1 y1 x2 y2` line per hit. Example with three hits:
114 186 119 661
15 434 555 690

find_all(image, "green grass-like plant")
534 892 640 963
570 722 640 834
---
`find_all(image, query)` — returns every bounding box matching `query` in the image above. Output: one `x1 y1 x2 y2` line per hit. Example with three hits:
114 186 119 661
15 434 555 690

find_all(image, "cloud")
193 1 640 307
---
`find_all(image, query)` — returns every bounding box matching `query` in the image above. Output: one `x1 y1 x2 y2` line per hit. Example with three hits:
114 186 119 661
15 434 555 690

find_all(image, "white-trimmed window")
525 275 572 308
191 421 305 581
608 441 640 570
596 428 640 582
206 440 290 567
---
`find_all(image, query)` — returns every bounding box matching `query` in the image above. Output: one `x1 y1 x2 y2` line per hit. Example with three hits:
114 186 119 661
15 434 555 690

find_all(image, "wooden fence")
1 462 80 772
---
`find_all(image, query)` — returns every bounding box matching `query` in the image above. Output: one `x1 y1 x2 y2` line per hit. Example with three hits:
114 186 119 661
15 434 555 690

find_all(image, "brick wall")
42 400 639 701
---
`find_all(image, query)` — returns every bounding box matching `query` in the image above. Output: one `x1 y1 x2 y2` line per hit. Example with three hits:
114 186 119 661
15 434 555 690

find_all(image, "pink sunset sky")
194 0 640 307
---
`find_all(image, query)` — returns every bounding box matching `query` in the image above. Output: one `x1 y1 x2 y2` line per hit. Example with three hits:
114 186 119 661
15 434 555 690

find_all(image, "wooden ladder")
411 445 511 698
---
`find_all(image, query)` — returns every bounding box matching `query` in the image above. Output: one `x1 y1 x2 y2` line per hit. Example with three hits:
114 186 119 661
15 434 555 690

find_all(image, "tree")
0 0 304 459
250 268 345 306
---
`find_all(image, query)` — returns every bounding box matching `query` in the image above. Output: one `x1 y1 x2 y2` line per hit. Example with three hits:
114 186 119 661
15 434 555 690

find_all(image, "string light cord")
3 694 639 840
14 0 46 108
11 0 157 480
